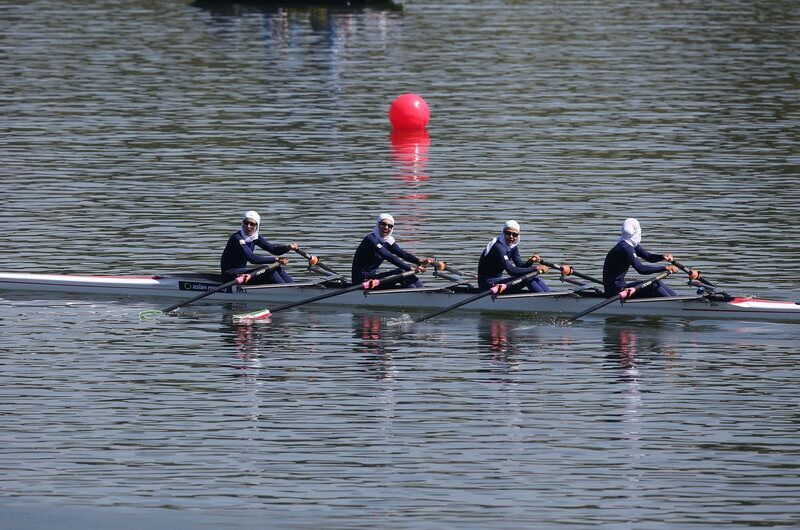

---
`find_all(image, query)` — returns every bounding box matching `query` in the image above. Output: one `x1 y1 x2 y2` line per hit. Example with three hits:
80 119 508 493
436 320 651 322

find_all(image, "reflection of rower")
353 315 395 381
603 324 640 371
191 0 403 16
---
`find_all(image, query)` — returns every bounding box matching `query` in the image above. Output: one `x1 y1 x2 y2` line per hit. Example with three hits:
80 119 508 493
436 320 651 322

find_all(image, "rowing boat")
1 271 798 322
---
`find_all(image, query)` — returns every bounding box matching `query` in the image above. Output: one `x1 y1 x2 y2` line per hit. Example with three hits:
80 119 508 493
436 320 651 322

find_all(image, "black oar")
567 271 671 322
138 262 280 319
670 259 715 287
233 268 422 322
538 259 602 285
433 260 468 277
415 269 542 323
294 247 338 276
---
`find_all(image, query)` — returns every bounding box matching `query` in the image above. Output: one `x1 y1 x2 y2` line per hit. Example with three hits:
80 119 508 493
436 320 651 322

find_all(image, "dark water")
1 0 799 528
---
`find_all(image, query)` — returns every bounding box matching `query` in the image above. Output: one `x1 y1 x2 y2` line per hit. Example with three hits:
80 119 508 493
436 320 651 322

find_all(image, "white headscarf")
373 213 396 245
484 220 521 255
240 210 260 243
618 218 641 247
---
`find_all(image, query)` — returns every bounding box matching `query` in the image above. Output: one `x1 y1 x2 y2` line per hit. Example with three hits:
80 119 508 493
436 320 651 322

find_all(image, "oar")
432 260 468 277
233 268 423 322
294 247 338 276
567 270 671 322
670 259 715 287
138 262 281 319
538 259 602 285
415 269 542 323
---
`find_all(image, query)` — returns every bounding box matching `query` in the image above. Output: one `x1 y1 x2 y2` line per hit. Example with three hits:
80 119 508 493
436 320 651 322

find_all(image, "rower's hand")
665 265 679 273
663 253 674 262
288 242 299 251
415 265 427 274
308 255 319 266
528 254 541 264
687 269 700 280
420 257 435 265
277 257 289 266
536 265 549 274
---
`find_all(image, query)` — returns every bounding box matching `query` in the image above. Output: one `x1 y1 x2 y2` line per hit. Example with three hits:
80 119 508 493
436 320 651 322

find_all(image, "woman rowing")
220 210 316 284
477 220 550 292
351 213 435 289
603 218 696 298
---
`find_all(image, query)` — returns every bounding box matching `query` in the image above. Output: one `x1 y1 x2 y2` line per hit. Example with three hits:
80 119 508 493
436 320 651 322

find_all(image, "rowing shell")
0 272 798 322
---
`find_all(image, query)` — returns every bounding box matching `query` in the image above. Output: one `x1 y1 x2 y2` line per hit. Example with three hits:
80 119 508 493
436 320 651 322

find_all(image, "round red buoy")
388 93 430 131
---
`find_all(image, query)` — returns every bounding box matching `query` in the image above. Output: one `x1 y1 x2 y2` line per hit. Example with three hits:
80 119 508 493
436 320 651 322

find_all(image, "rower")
350 213 437 289
477 220 550 292
220 210 317 285
602 218 697 298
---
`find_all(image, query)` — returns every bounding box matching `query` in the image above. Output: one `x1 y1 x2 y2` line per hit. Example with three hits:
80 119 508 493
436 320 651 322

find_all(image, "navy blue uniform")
603 242 675 297
477 240 550 292
220 231 293 284
351 233 423 288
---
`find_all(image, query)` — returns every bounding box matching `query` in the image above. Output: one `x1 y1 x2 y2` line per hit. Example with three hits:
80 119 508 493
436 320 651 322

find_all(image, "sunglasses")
379 222 394 229
243 220 258 227
503 230 519 237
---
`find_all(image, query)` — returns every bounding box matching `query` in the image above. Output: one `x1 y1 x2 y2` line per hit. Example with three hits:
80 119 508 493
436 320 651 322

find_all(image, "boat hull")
1 272 799 322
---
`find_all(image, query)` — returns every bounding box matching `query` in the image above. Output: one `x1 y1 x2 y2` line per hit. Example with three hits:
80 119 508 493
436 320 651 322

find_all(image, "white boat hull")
1 272 799 322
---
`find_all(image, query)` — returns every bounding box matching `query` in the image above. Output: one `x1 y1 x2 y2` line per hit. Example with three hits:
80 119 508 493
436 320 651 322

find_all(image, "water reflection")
476 318 523 384
389 129 430 186
192 0 402 17
222 320 267 381
388 129 432 240
191 0 401 49
602 321 679 378
353 314 397 381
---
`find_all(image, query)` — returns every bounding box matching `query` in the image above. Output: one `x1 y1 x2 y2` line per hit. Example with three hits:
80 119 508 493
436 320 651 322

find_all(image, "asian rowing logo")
179 281 227 293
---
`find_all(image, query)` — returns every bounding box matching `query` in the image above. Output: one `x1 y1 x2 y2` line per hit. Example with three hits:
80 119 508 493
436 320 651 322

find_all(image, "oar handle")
539 259 602 286
670 260 716 287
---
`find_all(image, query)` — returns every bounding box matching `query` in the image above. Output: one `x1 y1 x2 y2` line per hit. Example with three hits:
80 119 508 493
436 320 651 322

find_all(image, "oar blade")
566 297 617 322
138 309 165 320
232 308 272 323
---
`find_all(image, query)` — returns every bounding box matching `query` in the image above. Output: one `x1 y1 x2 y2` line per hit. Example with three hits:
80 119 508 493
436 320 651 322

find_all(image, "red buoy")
388 93 430 131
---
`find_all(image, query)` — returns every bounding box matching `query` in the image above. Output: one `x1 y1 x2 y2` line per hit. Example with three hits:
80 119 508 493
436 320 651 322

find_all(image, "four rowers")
222 210 698 299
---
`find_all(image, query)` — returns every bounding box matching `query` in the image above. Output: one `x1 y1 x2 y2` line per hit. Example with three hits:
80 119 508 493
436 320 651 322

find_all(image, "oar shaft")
294 247 337 275
539 259 602 285
416 270 541 323
161 263 279 314
268 269 418 315
568 271 670 322
415 291 492 323
671 260 716 287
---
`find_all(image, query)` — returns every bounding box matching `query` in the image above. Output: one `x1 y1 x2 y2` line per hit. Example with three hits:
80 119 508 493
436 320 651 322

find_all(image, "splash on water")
386 313 414 326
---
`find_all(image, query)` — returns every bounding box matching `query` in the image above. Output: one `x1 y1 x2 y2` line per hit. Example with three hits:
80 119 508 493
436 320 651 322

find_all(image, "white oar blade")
232 308 272 323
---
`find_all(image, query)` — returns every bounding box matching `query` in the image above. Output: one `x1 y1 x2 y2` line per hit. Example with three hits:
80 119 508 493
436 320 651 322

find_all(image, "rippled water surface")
1 0 799 528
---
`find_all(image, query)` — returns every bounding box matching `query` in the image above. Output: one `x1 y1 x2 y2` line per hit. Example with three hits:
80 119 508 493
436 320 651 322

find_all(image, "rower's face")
503 229 519 245
379 221 393 237
243 219 258 236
